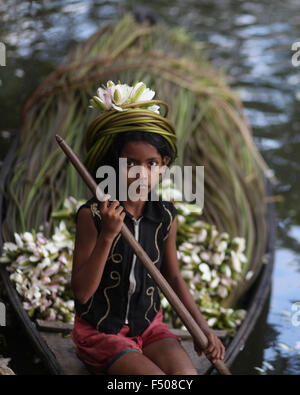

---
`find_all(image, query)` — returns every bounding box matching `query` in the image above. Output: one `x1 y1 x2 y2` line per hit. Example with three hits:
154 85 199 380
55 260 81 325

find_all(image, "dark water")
0 0 300 375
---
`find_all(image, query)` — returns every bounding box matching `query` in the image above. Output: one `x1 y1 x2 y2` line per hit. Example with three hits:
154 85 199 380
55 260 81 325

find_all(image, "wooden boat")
0 134 276 375
0 14 277 374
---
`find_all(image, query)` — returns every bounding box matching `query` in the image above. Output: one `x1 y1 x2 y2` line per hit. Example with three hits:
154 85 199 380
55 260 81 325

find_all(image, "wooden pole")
55 134 231 375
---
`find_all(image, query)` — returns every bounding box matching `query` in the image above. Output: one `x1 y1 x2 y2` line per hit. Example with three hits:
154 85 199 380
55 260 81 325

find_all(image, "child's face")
119 141 169 200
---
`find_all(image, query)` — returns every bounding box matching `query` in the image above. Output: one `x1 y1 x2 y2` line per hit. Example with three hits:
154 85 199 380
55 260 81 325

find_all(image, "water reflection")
0 0 300 374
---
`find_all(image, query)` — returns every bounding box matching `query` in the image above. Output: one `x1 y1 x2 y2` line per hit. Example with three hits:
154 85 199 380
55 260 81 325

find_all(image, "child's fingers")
107 200 121 211
205 347 218 360
100 194 111 210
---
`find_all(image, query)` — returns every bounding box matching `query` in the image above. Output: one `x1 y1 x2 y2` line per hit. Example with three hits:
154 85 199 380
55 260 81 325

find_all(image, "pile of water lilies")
158 180 247 332
0 181 248 333
0 197 84 322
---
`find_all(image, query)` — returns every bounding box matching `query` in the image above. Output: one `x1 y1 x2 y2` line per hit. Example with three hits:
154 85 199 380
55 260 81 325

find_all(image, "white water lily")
3 242 18 252
200 251 212 261
197 229 207 243
131 82 155 102
211 252 224 266
181 269 194 280
181 242 194 250
89 80 160 113
23 232 34 243
182 254 192 264
0 218 74 322
230 250 242 273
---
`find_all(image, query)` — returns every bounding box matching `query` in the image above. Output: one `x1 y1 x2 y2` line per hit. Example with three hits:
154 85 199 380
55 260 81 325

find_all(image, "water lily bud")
230 251 242 273
239 252 248 264
217 240 228 252
113 88 121 104
210 277 220 289
177 214 185 224
200 251 211 261
14 232 24 248
107 80 115 87
181 242 194 250
130 82 146 102
245 270 253 280
191 252 201 264
207 317 217 327
232 237 246 253
199 263 211 282
197 229 207 243
182 255 192 264
218 285 228 298
210 228 218 243
211 252 224 266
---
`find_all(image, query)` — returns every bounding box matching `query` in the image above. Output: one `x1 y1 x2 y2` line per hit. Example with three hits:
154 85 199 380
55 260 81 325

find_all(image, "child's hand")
99 195 126 241
194 331 225 364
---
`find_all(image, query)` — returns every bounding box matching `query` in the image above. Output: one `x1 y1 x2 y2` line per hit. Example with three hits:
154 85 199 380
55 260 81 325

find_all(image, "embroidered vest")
74 192 177 336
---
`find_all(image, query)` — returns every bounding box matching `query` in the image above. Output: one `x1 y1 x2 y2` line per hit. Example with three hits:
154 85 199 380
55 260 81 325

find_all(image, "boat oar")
55 134 232 375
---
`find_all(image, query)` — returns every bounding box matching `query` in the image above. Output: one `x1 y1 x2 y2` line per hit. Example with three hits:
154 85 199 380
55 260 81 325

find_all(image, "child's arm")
161 217 225 364
71 196 125 305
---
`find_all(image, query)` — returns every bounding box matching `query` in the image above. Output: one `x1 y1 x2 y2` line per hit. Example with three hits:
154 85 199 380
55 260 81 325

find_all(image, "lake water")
0 0 299 375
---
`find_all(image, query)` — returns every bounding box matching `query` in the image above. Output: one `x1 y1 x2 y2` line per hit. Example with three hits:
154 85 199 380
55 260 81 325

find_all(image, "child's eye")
127 160 134 167
149 160 158 166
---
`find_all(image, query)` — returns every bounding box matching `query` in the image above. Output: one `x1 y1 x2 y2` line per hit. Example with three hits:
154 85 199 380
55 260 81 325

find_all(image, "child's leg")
139 309 198 374
106 350 165 375
143 338 198 375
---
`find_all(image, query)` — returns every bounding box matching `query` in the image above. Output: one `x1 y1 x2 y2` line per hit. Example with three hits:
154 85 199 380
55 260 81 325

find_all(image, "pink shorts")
72 308 180 374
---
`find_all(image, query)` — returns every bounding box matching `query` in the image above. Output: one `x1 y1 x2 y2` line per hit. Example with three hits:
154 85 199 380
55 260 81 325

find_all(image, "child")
71 82 225 375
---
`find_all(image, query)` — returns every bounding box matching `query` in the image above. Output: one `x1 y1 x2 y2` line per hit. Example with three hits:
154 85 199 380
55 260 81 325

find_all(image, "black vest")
74 192 177 336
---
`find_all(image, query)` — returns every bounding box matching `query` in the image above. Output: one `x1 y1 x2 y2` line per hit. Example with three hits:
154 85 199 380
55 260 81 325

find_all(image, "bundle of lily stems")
1 14 274 332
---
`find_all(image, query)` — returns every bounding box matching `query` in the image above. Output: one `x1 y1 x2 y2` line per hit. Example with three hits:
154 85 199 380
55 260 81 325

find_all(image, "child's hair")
95 131 177 197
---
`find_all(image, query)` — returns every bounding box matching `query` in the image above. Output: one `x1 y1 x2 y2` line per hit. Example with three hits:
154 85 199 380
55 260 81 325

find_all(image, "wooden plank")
171 328 228 339
40 332 90 375
36 319 73 333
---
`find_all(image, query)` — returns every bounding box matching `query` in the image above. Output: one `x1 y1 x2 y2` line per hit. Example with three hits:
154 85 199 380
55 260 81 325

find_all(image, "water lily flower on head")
89 80 160 113
112 82 132 110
